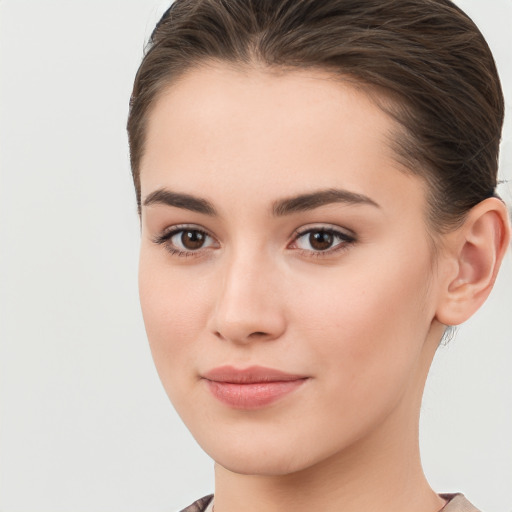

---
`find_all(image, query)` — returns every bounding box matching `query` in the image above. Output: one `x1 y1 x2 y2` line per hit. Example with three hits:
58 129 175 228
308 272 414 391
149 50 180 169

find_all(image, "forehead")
140 62 425 216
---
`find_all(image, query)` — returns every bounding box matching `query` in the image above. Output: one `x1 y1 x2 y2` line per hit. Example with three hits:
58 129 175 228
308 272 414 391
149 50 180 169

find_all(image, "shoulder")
179 494 214 512
440 493 482 512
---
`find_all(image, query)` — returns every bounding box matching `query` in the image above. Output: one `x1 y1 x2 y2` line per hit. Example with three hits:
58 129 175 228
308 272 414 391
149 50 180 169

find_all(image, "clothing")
180 494 213 512
179 493 481 512
440 494 481 512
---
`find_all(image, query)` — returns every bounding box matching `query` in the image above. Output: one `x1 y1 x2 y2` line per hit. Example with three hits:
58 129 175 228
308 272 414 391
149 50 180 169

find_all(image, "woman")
127 1 510 511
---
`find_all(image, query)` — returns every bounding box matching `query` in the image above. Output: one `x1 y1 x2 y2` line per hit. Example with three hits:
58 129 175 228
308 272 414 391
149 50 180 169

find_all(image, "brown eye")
293 227 355 254
155 226 218 255
309 231 334 251
181 230 206 250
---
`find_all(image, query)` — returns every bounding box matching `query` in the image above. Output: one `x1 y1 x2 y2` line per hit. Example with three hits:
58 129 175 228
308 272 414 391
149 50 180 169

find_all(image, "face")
138 63 445 476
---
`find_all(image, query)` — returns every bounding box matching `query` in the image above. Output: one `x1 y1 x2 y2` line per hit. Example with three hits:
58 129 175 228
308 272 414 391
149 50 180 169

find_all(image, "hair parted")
127 0 504 231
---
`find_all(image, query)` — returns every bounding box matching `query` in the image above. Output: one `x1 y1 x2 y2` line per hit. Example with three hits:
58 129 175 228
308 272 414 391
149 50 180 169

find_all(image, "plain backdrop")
0 1 511 511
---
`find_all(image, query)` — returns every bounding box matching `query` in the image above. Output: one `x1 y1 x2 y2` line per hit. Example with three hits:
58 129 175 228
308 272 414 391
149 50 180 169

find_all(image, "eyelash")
291 227 356 257
152 225 215 258
152 224 356 258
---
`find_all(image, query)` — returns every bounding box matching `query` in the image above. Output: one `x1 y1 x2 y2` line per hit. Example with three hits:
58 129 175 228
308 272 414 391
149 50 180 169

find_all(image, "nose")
208 249 287 345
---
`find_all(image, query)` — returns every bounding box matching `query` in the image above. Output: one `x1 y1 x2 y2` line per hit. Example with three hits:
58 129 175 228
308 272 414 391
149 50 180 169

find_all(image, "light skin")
137 63 510 512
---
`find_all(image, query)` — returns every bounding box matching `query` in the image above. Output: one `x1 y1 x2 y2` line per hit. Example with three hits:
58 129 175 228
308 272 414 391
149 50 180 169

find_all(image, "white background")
0 1 511 511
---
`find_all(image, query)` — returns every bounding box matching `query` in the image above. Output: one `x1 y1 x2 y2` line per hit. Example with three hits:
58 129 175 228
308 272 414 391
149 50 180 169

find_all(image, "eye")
170 229 211 251
291 226 356 255
153 225 218 256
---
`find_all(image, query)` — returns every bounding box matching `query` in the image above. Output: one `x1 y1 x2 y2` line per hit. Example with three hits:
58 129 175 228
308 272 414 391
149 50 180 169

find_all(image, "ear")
435 197 511 326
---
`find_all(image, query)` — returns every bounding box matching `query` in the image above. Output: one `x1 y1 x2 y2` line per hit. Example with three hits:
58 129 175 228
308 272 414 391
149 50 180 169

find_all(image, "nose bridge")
211 243 285 343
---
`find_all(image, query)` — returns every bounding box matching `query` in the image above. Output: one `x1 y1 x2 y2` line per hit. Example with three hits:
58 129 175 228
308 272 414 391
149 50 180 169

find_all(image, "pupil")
182 230 205 250
310 231 333 250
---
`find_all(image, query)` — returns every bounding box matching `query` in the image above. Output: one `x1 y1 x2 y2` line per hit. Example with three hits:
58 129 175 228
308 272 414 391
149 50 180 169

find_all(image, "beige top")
181 493 481 512
440 494 481 512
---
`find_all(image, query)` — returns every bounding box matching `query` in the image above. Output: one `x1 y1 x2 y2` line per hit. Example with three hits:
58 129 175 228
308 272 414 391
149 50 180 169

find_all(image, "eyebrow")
143 189 217 215
142 187 379 216
272 188 380 216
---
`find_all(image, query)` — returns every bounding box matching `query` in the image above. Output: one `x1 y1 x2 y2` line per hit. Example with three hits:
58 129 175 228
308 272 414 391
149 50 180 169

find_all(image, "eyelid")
292 223 356 239
152 223 211 243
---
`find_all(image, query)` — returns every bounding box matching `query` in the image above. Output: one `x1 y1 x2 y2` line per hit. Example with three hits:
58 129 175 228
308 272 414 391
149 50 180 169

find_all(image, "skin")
137 63 510 512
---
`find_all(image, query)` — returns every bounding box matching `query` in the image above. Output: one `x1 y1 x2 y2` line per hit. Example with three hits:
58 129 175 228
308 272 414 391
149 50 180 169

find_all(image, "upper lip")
202 365 308 384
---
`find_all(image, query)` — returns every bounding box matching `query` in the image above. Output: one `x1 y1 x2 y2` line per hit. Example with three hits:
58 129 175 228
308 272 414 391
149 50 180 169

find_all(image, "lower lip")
204 379 307 409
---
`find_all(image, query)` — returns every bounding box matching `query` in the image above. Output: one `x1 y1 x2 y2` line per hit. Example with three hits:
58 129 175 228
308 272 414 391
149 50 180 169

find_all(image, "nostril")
214 330 269 341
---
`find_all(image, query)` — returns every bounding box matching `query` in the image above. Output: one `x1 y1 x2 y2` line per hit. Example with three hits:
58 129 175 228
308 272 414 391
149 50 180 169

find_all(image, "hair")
127 0 504 232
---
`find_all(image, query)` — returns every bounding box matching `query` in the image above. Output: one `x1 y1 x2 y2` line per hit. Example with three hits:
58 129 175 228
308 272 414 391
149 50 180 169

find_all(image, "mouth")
201 365 309 409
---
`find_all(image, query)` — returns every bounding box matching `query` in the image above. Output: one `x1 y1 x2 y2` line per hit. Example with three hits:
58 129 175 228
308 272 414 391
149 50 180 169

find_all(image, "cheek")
290 248 433 402
138 254 211 383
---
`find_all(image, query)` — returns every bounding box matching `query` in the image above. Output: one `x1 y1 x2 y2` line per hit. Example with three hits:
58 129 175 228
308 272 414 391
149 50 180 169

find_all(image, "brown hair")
127 0 504 231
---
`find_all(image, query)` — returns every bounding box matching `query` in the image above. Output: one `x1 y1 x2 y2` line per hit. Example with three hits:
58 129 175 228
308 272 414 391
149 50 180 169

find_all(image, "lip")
202 365 309 409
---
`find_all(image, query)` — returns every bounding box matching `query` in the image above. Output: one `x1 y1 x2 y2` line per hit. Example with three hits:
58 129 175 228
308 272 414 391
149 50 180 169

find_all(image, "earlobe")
435 197 511 326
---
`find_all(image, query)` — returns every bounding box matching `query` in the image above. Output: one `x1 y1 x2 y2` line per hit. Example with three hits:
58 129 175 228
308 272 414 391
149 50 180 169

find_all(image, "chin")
193 425 341 477
210 449 314 477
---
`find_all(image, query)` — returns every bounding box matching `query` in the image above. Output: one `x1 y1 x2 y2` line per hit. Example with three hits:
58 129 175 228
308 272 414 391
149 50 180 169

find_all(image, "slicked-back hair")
127 0 504 231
